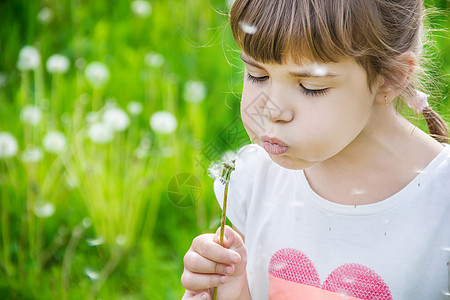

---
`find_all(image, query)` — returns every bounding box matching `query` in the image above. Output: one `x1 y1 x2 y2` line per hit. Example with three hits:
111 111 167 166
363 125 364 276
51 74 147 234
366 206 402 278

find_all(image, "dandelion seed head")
208 162 223 181
0 132 19 159
127 101 143 116
37 7 53 23
131 0 152 17
34 201 55 218
86 237 104 246
84 267 100 280
20 105 42 126
149 111 177 134
21 146 43 163
43 131 67 154
239 21 258 35
46 54 70 74
17 46 41 71
88 123 113 144
145 52 164 68
84 62 110 88
183 80 207 103
221 150 237 163
102 107 130 132
310 63 328 77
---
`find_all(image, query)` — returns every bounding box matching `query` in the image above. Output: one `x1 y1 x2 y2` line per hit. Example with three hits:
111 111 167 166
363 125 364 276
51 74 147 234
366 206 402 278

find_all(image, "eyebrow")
239 53 338 78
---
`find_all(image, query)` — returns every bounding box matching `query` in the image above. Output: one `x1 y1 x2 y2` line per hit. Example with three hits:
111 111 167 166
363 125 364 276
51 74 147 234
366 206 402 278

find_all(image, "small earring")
384 96 388 106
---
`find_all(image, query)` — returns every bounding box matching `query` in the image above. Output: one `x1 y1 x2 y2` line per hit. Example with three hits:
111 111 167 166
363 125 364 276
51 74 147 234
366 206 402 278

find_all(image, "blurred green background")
0 0 448 299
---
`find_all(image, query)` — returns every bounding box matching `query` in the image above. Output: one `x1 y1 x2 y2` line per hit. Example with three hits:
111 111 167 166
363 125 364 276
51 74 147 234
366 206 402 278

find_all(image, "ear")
374 52 417 106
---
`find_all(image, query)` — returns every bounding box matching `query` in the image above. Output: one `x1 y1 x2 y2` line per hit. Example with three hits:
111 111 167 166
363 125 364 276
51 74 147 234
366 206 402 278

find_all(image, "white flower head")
0 132 19 159
88 123 113 144
34 201 55 218
21 146 43 163
183 80 207 103
37 7 53 23
127 101 143 116
20 105 42 126
43 131 67 154
17 46 41 71
86 237 104 246
145 52 164 67
239 21 258 35
102 107 130 132
150 111 177 134
84 267 100 281
131 0 152 17
84 62 110 88
46 54 70 74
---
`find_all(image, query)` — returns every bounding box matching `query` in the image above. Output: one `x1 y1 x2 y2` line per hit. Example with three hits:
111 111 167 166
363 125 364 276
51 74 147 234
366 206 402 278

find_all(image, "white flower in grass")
21 146 43 163
84 267 100 280
37 7 53 23
43 131 67 154
20 105 42 126
144 52 164 68
86 237 104 246
46 54 70 74
103 107 130 132
150 111 177 134
84 62 110 88
34 201 55 218
88 123 113 144
127 101 143 116
0 132 19 159
131 0 152 18
17 46 41 71
183 80 207 103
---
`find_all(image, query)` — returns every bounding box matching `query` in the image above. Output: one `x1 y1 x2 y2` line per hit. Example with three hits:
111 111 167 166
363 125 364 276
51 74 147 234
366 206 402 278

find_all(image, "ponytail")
422 107 449 143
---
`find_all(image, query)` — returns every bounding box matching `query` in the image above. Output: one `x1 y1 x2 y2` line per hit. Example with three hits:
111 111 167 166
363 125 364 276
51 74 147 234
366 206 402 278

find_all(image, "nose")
262 93 294 123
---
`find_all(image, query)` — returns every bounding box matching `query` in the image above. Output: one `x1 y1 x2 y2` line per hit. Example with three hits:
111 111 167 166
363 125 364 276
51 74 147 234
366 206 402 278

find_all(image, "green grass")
0 0 448 299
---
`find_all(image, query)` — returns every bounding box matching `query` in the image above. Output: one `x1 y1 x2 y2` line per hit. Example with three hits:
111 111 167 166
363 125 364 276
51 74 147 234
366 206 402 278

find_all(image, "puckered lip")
260 135 288 147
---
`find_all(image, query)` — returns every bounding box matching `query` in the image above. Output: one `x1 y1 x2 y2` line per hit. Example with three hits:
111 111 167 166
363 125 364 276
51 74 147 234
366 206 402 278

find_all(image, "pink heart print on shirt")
268 248 393 300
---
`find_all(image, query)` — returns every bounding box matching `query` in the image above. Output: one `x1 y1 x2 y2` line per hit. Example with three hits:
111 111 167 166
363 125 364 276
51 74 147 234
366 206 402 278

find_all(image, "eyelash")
245 73 329 97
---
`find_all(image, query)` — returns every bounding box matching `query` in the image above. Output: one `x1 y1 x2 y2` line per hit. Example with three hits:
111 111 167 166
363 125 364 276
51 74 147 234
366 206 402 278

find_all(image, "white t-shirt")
214 144 450 300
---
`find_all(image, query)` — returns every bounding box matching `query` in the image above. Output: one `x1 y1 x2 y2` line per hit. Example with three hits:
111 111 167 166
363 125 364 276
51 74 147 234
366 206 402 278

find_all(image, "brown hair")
229 0 448 143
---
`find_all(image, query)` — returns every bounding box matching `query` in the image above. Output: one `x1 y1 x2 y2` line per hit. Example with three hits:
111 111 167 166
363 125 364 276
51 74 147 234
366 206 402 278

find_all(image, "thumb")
215 225 244 251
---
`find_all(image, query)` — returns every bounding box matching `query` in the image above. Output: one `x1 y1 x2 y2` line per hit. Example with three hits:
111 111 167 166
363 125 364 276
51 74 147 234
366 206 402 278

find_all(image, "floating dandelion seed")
46 54 70 74
34 201 55 218
43 131 67 154
17 46 41 71
37 7 53 23
102 107 130 132
131 0 152 18
145 52 164 68
183 80 207 103
88 123 113 144
84 62 110 88
149 111 177 134
20 105 42 126
239 21 258 35
84 267 100 280
21 146 43 163
0 132 19 159
310 62 328 77
127 101 143 116
86 237 104 246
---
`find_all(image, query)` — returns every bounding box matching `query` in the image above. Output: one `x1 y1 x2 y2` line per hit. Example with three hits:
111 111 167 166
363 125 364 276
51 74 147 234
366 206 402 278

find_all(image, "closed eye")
246 73 268 83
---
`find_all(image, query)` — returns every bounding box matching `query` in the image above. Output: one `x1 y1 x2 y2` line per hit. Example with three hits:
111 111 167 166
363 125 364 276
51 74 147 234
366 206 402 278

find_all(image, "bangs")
230 0 367 65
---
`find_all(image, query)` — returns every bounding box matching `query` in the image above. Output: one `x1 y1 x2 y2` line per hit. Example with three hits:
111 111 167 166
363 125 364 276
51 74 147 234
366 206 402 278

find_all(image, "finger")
215 225 244 250
182 290 209 300
192 235 241 265
184 251 235 275
181 269 228 291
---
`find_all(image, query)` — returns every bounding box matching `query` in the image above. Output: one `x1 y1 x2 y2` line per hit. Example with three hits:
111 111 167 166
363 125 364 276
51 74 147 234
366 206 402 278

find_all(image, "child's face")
240 52 378 170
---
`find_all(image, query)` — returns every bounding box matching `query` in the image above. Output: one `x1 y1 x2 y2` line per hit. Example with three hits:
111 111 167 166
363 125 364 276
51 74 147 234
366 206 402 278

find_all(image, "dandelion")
20 105 42 126
46 54 70 74
17 46 41 71
37 7 53 23
34 201 55 218
102 107 130 132
149 111 177 134
0 132 19 159
131 0 152 18
84 62 110 88
127 101 143 116
88 123 113 144
239 21 258 35
183 80 207 103
144 52 164 68
21 146 43 163
84 267 100 280
86 237 104 246
43 131 67 154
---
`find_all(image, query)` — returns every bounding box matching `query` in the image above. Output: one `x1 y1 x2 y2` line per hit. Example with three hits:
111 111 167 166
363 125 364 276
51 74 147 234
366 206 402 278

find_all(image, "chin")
269 154 316 170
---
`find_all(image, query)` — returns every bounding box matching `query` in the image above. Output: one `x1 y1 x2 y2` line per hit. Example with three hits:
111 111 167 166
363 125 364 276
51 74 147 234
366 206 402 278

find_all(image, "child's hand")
181 225 249 300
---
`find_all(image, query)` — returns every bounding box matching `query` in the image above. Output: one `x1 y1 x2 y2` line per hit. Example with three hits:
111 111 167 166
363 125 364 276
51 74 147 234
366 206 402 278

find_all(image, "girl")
182 0 450 299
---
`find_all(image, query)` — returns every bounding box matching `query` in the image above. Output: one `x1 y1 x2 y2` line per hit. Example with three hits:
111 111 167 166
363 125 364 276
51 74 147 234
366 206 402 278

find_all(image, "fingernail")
201 293 208 300
219 276 227 284
225 266 233 274
231 255 239 264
